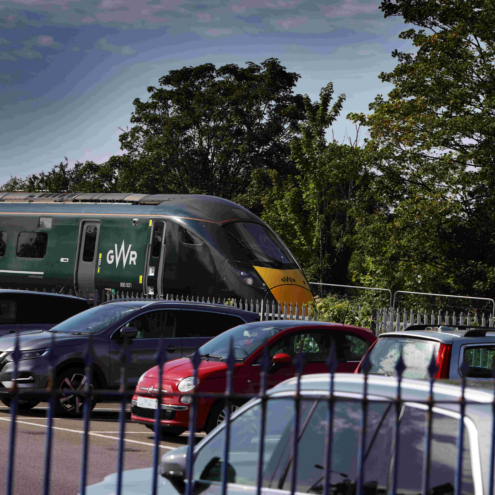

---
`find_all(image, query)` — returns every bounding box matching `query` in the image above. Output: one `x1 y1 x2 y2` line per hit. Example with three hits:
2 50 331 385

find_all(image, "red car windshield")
368 337 440 379
197 324 287 361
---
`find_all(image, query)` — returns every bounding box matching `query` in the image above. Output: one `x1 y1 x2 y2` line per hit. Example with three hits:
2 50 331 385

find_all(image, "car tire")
205 402 241 434
54 368 96 417
1 398 40 410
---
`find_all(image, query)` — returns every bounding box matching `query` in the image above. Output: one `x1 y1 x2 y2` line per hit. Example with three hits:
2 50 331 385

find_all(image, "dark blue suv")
0 300 258 415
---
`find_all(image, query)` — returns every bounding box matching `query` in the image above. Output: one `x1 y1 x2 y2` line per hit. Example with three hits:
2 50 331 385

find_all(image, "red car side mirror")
272 353 292 365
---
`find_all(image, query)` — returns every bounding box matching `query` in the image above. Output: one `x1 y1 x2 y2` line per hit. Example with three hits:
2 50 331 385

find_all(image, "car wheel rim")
217 405 240 426
59 373 91 414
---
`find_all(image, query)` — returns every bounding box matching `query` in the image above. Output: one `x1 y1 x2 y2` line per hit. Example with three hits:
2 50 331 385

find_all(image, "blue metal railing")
2 329 494 495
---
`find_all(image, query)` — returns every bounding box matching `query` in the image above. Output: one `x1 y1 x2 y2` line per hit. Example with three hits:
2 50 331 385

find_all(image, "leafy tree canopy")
258 83 372 284
117 58 306 199
1 159 117 193
349 0 495 296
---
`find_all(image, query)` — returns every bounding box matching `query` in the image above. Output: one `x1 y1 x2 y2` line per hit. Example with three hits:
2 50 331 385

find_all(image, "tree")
259 84 371 284
349 0 495 296
1 159 118 193
117 58 306 198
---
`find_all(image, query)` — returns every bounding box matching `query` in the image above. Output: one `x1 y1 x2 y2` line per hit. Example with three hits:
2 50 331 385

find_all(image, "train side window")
151 222 165 258
16 232 48 259
38 217 52 229
82 225 98 262
179 227 203 246
0 232 7 257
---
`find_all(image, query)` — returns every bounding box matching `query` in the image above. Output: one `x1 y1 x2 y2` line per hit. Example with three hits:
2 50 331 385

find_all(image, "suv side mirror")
272 353 292 365
120 326 138 340
160 446 188 493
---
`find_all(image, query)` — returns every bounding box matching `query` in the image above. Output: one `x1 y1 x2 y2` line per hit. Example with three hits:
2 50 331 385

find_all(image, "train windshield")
223 222 294 267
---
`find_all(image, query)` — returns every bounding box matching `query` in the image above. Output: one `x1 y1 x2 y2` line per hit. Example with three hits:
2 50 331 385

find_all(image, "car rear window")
369 337 440 379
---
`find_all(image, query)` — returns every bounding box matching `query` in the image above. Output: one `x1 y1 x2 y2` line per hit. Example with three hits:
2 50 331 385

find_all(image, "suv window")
126 310 177 339
463 345 495 378
268 331 334 363
369 337 440 379
17 295 88 324
0 299 16 323
178 311 244 338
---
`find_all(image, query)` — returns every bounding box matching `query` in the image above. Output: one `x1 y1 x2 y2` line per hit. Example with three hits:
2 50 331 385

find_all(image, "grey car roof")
102 300 259 318
270 373 495 404
0 289 87 302
378 329 495 344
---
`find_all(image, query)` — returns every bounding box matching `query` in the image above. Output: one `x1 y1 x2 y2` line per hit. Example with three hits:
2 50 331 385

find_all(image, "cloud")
0 0 383 34
0 38 11 46
0 52 16 61
196 12 211 22
205 28 232 37
12 47 43 59
274 16 308 29
322 0 380 18
38 35 54 45
95 37 136 55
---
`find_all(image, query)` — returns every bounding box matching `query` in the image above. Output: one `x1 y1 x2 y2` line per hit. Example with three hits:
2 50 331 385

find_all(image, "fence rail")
2 331 494 495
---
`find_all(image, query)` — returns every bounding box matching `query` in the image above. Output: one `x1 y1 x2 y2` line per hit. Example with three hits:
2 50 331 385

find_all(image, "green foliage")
348 0 495 296
256 84 372 284
1 159 118 193
311 295 374 328
117 58 306 199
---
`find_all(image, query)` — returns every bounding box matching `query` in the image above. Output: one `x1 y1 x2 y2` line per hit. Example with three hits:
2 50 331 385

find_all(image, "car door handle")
166 345 181 353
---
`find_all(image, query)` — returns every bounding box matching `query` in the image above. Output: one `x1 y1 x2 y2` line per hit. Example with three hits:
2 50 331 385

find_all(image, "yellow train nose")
253 266 314 305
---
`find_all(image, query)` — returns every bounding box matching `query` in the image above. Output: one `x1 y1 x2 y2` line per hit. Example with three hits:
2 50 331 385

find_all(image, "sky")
0 0 411 186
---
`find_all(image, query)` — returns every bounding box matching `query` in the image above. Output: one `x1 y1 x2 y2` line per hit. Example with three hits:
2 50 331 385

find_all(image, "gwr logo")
107 241 137 268
281 276 296 283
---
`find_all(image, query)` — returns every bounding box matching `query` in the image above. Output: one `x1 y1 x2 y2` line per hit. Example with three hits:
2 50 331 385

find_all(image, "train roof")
0 193 260 225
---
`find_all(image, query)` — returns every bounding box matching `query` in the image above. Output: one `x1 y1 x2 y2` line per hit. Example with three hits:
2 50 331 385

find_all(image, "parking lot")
0 402 201 495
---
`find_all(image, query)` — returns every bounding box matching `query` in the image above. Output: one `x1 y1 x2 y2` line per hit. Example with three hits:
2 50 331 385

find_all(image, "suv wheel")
1 398 40 410
205 402 241 434
55 368 96 417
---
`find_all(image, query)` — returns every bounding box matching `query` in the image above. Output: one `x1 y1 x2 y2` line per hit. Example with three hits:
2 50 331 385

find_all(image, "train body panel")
0 194 314 304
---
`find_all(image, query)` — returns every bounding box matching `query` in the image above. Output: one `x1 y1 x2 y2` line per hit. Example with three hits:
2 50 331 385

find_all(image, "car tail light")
354 339 379 374
435 343 452 379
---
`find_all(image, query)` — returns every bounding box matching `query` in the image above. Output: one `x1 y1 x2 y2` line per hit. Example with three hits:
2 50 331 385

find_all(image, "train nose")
253 267 314 305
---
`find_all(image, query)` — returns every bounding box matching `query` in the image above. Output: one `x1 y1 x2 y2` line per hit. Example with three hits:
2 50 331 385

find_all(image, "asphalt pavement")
0 402 203 495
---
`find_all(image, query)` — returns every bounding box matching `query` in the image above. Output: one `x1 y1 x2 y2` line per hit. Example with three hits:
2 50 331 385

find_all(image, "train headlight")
227 261 266 289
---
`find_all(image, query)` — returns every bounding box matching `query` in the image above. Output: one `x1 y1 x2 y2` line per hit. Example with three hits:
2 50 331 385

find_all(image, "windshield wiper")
225 231 284 268
200 354 224 361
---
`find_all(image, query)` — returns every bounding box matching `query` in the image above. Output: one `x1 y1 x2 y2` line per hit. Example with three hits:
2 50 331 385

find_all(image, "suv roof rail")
403 324 464 331
101 298 164 305
403 324 495 336
463 328 495 337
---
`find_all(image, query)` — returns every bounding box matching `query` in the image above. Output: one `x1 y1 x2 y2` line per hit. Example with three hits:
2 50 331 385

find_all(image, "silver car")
87 373 492 495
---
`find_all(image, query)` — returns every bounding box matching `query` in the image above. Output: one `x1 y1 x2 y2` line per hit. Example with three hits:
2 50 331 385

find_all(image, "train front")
220 221 314 306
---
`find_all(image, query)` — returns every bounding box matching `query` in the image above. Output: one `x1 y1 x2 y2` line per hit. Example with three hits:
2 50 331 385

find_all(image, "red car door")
235 328 368 394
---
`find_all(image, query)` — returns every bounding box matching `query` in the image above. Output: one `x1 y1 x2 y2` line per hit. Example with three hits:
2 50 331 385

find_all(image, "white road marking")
0 417 174 449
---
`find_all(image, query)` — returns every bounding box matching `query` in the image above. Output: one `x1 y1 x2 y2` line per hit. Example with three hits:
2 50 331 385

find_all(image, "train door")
143 220 166 296
75 221 100 297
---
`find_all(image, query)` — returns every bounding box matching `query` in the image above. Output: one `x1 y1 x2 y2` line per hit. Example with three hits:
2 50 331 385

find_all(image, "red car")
131 320 376 436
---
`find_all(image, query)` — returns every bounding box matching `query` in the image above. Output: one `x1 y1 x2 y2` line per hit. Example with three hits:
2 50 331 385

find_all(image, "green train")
0 193 314 305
